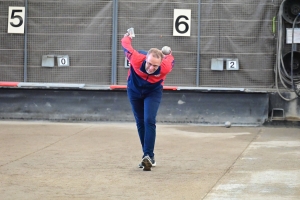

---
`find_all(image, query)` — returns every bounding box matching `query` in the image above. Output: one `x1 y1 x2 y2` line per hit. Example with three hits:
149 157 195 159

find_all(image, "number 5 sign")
173 9 191 37
8 7 25 34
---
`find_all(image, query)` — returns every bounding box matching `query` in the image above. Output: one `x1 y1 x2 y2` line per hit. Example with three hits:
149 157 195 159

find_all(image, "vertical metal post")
24 0 28 82
196 0 201 87
111 0 118 85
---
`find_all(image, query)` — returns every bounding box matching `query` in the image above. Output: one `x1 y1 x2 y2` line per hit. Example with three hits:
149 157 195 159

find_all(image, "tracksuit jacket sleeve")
121 36 146 68
160 53 174 75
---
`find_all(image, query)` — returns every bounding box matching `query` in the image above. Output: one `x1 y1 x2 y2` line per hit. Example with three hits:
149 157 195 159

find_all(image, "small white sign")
124 57 130 68
173 9 191 37
57 56 70 67
8 7 25 34
286 28 300 44
226 59 239 70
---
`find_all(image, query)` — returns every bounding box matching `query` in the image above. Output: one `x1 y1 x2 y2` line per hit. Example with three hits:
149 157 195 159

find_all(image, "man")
121 31 174 171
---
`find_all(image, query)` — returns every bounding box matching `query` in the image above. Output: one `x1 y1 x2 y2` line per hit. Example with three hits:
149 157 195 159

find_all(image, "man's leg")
143 89 162 158
127 89 145 149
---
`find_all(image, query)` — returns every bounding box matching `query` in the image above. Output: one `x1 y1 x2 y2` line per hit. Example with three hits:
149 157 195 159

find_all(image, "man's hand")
124 33 132 38
126 28 135 39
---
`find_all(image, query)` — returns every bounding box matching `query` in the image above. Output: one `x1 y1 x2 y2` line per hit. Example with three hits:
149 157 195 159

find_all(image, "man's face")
145 54 161 74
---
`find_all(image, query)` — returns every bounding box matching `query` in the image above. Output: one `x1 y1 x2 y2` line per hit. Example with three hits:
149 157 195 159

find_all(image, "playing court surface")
0 121 299 199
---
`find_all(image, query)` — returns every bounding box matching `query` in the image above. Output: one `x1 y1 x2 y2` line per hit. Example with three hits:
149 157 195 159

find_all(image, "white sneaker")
142 155 156 171
138 156 156 168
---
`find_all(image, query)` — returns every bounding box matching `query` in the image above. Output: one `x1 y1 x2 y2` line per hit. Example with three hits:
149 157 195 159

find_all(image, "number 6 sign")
8 7 25 34
173 9 191 37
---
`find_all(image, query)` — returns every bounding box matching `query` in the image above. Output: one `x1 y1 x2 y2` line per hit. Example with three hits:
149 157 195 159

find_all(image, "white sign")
124 57 130 68
57 56 70 67
226 59 239 70
8 7 25 34
286 28 300 44
173 9 191 37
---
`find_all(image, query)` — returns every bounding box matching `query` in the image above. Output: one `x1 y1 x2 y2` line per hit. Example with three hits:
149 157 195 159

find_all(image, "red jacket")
121 36 174 94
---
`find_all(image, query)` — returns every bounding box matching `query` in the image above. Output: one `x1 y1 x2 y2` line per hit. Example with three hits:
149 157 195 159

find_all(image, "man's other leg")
143 89 162 158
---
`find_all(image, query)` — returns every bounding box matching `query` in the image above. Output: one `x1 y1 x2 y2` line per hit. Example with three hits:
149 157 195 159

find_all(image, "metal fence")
0 0 282 88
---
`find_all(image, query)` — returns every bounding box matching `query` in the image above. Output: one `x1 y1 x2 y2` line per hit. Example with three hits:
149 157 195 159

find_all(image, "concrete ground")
0 121 299 200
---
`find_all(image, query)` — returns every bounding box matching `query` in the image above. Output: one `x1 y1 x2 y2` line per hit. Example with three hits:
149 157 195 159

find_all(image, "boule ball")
161 46 171 55
225 121 231 128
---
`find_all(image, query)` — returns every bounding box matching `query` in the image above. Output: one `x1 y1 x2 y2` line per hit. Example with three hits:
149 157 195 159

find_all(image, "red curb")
163 86 178 90
110 85 178 90
0 82 19 87
110 85 127 90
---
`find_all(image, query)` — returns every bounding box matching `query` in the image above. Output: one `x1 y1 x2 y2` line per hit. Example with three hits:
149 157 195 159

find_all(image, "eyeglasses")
146 61 159 68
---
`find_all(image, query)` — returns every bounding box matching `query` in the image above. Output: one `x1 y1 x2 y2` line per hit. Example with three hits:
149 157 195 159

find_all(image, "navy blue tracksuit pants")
127 88 162 158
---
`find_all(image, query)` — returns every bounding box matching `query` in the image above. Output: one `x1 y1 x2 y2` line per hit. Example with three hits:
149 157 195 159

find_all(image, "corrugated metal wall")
0 0 282 88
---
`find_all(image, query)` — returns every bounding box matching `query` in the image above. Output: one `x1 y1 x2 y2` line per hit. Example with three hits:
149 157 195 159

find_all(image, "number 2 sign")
8 7 25 34
226 59 239 70
173 9 191 37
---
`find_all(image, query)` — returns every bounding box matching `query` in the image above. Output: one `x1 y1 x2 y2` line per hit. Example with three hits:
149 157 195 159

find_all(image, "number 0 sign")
8 7 25 34
173 9 191 37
